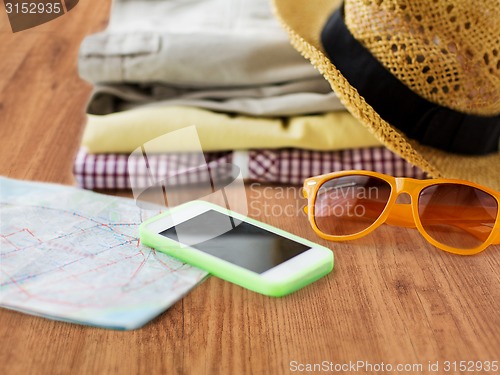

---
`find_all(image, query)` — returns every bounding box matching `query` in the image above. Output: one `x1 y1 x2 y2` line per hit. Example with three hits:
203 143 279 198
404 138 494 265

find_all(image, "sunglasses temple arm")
383 204 498 244
412 214 497 244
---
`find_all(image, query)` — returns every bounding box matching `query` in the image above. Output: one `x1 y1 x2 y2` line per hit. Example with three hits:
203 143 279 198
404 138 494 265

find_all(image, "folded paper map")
0 178 207 330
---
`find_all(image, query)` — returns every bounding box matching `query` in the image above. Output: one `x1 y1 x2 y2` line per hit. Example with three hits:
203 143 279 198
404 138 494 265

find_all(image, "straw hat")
273 0 500 190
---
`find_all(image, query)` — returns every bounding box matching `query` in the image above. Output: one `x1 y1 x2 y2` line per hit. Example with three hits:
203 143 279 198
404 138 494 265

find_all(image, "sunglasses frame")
303 170 500 255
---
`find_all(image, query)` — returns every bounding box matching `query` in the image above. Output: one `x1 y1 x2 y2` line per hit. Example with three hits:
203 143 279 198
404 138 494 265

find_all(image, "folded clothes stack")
75 0 425 188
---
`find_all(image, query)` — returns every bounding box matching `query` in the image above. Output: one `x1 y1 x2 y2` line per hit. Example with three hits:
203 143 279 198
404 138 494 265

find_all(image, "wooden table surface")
0 2 498 374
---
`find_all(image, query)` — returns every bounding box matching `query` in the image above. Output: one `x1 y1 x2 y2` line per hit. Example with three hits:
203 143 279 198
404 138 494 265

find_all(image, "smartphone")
139 201 333 297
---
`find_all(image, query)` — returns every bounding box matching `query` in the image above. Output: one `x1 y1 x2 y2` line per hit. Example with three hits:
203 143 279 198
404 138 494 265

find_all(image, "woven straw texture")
345 0 500 116
272 0 500 190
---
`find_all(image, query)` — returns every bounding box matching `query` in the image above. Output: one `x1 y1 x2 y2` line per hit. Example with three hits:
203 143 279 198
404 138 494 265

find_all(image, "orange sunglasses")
302 170 500 255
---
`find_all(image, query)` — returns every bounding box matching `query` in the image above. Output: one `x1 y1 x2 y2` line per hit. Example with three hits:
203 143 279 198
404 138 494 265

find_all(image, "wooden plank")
0 0 110 183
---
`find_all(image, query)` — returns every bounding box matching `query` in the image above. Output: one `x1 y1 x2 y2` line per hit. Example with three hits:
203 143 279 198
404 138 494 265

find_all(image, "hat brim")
273 0 500 190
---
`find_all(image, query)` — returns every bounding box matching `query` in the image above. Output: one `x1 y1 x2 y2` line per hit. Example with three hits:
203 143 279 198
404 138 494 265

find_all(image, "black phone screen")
159 210 309 274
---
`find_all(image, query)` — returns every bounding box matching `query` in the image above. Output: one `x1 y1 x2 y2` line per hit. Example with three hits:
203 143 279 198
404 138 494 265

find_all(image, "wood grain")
0 2 499 374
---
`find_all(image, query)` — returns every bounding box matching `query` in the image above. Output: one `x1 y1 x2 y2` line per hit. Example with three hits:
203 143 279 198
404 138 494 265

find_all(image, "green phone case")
139 201 334 297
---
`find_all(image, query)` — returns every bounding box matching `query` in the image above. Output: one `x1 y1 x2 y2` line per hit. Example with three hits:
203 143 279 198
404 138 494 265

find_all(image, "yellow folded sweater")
82 106 381 153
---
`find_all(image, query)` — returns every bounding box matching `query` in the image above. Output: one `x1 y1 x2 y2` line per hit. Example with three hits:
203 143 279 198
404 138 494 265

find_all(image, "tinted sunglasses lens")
314 175 392 236
418 184 498 250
